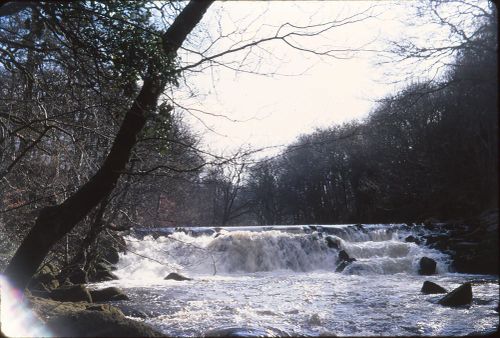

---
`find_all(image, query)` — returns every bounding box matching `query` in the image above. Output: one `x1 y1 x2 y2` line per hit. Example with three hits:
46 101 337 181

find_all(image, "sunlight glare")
0 275 52 337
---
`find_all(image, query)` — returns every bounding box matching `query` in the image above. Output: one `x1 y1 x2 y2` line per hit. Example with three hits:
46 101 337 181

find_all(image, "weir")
117 224 451 279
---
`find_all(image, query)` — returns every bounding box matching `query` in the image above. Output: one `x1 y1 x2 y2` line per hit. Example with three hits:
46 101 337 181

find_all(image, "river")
92 224 499 336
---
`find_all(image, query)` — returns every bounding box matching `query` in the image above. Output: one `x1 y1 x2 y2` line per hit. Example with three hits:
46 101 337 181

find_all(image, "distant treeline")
135 11 498 227
245 16 497 224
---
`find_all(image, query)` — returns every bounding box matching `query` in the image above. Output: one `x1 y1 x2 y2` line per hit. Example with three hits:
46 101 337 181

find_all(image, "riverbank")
421 209 498 275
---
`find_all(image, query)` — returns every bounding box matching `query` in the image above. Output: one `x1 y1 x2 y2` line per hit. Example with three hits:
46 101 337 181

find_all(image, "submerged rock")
438 282 473 307
50 284 92 303
119 305 150 319
203 326 289 337
421 281 447 294
418 257 437 275
164 272 192 281
90 287 129 302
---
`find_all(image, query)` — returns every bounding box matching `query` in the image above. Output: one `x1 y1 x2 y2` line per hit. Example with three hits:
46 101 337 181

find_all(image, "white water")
94 224 499 336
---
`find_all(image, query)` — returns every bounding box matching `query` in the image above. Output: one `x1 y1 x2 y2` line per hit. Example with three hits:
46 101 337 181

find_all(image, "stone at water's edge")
93 269 119 282
165 272 192 281
418 257 436 275
438 283 473 307
421 281 447 294
90 287 129 302
50 284 92 303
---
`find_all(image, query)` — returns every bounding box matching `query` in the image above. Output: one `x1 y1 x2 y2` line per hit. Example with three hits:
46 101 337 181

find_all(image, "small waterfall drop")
116 224 451 280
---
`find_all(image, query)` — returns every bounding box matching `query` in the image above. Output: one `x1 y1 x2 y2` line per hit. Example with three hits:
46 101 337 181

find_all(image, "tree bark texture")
4 0 214 290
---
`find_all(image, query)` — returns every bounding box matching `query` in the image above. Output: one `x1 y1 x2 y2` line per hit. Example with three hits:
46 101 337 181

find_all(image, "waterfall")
115 224 451 280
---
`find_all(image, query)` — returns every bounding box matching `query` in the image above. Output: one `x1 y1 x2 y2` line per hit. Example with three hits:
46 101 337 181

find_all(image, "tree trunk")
4 0 213 291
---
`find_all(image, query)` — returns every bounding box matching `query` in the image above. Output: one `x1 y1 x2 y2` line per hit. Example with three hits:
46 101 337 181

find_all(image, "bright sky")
171 1 470 159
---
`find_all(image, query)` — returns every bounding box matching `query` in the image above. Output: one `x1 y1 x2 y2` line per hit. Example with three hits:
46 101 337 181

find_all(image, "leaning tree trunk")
4 0 214 291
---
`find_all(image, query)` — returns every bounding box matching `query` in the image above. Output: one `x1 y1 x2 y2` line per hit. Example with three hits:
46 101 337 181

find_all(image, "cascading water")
93 224 499 337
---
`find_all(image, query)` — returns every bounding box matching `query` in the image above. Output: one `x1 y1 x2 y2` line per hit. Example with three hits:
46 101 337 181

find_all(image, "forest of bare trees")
0 0 497 293
246 2 497 224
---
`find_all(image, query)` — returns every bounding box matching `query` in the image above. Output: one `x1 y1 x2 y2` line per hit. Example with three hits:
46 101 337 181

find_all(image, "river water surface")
93 224 499 336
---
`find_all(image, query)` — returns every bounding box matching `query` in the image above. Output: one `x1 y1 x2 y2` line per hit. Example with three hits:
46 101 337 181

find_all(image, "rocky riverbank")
420 209 499 275
1 246 163 337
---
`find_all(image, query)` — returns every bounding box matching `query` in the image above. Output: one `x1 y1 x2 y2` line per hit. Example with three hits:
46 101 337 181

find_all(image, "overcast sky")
172 1 461 159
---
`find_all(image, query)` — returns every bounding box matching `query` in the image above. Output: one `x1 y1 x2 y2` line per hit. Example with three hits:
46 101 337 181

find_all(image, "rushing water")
93 224 499 337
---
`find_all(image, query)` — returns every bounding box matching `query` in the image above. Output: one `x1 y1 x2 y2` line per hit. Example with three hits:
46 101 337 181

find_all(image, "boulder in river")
421 281 447 294
335 250 356 273
338 250 350 261
405 235 421 245
90 287 129 302
164 272 192 281
325 236 340 249
418 257 437 275
438 282 473 307
50 284 92 303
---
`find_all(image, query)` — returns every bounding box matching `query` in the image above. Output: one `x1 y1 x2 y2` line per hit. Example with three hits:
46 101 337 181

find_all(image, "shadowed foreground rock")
438 283 472 307
421 281 447 294
28 296 162 337
46 311 163 337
